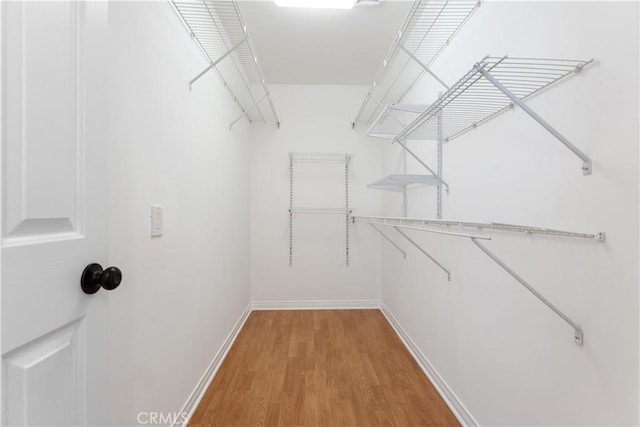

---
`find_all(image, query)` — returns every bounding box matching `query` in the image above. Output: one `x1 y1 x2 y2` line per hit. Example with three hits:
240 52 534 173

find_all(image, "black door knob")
81 263 123 294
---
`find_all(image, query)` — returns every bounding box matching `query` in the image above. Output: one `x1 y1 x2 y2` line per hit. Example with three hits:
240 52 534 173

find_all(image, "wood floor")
190 310 459 426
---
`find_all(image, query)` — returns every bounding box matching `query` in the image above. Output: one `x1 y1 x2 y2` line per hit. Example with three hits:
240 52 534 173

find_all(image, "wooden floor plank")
190 310 459 427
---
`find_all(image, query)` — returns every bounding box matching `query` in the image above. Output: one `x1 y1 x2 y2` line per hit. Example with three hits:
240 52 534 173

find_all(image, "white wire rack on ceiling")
352 0 482 128
392 56 594 174
171 0 280 128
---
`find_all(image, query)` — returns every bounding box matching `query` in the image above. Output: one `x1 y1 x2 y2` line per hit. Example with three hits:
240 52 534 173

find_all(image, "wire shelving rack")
393 55 594 173
354 215 606 346
171 0 280 128
289 153 353 267
352 0 482 128
367 174 438 192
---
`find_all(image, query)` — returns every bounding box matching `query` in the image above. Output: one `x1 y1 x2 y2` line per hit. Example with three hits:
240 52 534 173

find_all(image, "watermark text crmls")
137 411 187 425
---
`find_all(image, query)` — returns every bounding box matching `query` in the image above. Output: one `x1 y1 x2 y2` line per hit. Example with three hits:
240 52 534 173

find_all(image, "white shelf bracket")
189 38 246 90
396 139 450 193
394 227 451 281
369 96 406 130
370 224 406 259
470 237 584 346
229 94 268 129
398 44 451 90
478 67 593 175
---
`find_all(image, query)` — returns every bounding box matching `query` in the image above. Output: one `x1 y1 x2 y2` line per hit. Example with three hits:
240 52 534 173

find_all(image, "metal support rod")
396 139 450 193
372 222 491 240
345 157 350 267
437 101 443 219
366 105 391 138
189 38 246 89
470 238 583 346
399 44 450 90
402 149 408 217
289 159 293 266
370 96 406 129
394 227 451 281
478 68 592 175
229 94 268 129
391 103 429 114
370 224 406 259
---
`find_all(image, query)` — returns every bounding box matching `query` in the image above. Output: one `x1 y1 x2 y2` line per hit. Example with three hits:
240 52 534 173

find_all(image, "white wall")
107 2 251 425
250 85 381 305
378 1 639 425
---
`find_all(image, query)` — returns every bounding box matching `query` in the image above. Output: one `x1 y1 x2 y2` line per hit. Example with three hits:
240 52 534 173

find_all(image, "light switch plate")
151 205 163 237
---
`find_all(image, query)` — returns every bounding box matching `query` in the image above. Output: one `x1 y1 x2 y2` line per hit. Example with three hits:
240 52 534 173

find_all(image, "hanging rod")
352 0 482 128
392 56 594 174
171 0 280 128
353 216 605 241
356 215 599 345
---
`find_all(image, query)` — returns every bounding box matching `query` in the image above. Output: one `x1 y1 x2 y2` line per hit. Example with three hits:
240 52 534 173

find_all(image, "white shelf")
172 0 279 126
353 216 604 240
353 0 482 127
367 133 397 140
290 208 352 214
390 55 594 174
367 174 438 192
289 152 353 164
395 56 593 143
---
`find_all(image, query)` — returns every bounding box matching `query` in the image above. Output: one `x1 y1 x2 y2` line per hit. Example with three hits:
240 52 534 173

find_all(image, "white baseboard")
380 303 478 427
250 299 381 310
175 304 252 427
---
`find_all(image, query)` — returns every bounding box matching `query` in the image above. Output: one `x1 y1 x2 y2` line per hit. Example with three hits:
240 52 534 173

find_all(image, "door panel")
3 1 83 245
1 1 109 425
3 319 86 426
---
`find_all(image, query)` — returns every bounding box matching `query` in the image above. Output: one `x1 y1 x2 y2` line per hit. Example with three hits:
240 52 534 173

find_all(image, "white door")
1 1 111 425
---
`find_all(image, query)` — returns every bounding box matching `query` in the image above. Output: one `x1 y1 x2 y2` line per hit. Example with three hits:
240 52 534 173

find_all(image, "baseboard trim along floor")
177 301 477 426
380 303 478 427
250 299 381 310
175 304 252 427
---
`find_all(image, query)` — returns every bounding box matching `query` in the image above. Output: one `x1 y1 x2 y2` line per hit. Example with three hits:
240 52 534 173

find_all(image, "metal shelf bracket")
396 139 450 193
189 38 246 90
398 44 450 90
394 227 451 281
370 224 406 259
471 237 584 346
355 216 601 346
230 93 268 129
477 67 593 175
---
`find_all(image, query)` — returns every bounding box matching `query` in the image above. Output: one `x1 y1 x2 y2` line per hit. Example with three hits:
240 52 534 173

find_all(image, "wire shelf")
353 216 605 241
367 174 438 192
172 0 279 126
394 56 593 142
290 208 352 214
289 152 353 164
353 0 481 127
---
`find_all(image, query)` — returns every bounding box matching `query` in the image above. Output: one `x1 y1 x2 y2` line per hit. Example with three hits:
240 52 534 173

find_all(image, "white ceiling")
238 1 412 85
